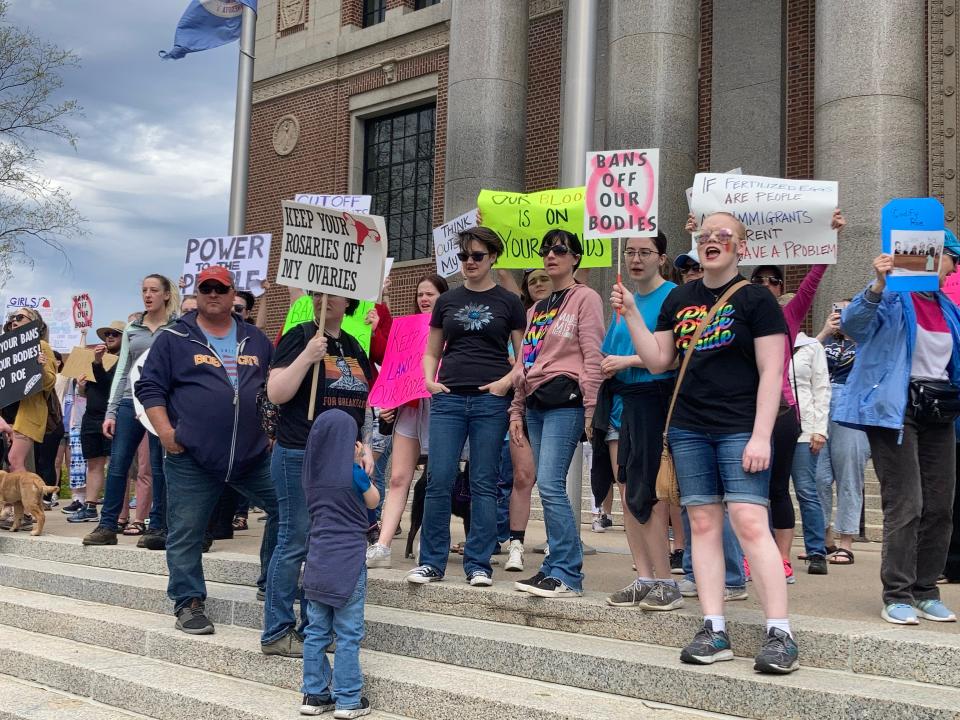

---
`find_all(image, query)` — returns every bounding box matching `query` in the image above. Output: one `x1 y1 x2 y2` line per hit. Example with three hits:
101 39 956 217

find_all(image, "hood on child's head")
305 409 356 488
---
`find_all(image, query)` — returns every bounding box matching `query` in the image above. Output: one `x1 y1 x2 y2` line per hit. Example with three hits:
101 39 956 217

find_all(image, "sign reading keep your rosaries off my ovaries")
477 188 612 269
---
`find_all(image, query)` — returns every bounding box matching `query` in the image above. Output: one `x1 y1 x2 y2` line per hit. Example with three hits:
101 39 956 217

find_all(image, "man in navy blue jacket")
136 265 278 635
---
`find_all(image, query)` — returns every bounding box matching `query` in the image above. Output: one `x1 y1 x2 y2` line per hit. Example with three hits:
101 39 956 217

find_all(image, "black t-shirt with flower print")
430 284 527 393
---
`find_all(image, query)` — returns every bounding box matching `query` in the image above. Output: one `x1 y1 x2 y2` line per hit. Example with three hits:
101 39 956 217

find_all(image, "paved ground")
37 503 960 632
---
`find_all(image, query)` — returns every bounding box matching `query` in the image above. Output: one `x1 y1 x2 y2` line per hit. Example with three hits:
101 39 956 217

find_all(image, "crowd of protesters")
3 204 960 714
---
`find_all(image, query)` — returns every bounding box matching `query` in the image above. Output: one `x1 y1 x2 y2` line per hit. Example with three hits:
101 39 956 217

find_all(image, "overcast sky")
1 0 239 336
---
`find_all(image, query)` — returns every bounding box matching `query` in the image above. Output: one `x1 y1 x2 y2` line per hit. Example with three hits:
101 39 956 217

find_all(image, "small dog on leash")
0 470 59 536
405 458 472 559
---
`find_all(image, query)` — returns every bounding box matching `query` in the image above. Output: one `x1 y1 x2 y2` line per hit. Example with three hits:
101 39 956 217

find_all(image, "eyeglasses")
623 249 660 260
751 275 784 287
101 330 121 339
6 313 28 323
539 244 572 258
680 264 702 276
693 228 737 246
232 304 246 313
197 283 231 295
456 251 489 263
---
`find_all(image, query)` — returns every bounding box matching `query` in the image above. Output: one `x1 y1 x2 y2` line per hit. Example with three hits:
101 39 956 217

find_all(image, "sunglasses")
232 304 246 313
693 228 736 246
539 244 572 258
456 251 489 263
197 283 231 295
101 330 122 339
6 313 28 324
680 264 702 275
751 275 784 287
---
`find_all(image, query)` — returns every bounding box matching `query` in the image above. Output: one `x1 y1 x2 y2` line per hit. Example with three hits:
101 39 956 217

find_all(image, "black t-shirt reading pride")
430 284 527 392
271 322 372 449
655 276 787 433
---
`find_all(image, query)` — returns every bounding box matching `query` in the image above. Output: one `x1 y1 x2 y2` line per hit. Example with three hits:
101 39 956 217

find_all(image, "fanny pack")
527 375 583 410
909 379 960 424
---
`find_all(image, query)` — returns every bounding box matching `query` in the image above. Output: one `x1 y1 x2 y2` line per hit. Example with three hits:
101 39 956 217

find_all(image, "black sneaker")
175 599 214 635
202 536 213 553
405 565 443 584
669 549 684 574
82 526 118 546
333 698 370 718
806 554 828 575
138 528 166 550
256 588 265 601
520 575 580 598
754 627 799 674
680 620 734 665
513 571 545 592
300 694 334 715
599 514 613 530
61 500 84 514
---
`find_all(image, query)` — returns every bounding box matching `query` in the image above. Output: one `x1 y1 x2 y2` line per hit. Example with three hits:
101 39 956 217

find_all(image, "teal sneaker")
881 603 919 625
915 599 957 622
680 620 734 664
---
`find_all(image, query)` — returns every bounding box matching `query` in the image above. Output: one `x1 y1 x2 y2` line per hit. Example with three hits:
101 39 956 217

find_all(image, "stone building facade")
248 0 953 332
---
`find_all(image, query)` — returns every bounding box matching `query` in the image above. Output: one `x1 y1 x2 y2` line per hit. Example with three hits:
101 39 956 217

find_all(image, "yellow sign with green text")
477 187 612 269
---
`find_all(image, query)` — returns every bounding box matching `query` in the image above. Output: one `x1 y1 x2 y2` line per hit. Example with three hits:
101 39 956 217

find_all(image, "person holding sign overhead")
508 230 605 598
612 212 798 674
834 235 960 626
406 227 526 587
262 291 374 657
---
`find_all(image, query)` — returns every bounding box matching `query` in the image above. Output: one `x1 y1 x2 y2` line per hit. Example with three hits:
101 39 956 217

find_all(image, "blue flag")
159 0 258 60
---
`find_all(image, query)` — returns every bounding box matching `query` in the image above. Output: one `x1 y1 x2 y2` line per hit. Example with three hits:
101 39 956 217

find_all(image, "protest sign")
945 270 960 306
281 294 375 353
277 200 387 302
4 296 52 314
367 314 431 409
477 188 612 269
0 320 44 411
294 194 372 215
72 293 93 329
45 307 78 353
60 347 118 383
433 209 478 278
282 294 315 335
881 197 945 292
691 173 838 265
584 149 658 238
181 234 272 297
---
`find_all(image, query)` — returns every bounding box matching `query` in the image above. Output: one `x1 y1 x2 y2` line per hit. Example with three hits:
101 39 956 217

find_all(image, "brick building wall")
697 0 713 172
524 12 563 192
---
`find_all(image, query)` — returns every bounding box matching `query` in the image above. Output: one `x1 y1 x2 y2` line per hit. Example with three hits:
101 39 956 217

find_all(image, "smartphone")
831 303 841 314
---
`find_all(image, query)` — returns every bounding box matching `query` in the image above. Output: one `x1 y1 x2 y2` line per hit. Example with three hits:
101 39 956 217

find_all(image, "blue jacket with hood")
834 285 960 432
135 311 273 480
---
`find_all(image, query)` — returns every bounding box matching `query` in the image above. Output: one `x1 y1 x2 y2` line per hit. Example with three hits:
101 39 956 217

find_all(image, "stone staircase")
0 533 958 720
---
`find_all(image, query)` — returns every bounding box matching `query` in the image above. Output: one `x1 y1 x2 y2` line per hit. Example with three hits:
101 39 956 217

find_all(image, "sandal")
232 515 249 531
449 542 465 555
122 521 146 536
828 548 854 565
798 544 837 561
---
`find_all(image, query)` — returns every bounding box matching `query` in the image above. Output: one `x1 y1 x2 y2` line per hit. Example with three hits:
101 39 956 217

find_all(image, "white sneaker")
365 543 391 569
590 514 605 533
468 570 493 587
504 539 524 572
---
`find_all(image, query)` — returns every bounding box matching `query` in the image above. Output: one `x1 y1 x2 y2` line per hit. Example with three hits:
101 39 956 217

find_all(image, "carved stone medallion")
279 0 306 31
272 114 300 156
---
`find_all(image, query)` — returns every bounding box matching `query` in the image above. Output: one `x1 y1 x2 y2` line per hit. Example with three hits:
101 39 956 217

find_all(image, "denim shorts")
667 427 771 507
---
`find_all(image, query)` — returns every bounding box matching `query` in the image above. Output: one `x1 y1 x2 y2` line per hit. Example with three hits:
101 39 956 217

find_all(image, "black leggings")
768 408 800 530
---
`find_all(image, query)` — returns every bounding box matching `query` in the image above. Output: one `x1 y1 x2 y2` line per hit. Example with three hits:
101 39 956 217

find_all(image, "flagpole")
228 4 256 236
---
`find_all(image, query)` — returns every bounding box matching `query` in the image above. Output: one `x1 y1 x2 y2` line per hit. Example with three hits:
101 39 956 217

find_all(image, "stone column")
605 0 699 255
814 0 926 320
444 0 528 219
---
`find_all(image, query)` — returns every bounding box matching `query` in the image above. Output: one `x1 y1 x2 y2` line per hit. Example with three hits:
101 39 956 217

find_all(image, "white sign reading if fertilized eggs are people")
433 209 478 278
277 200 387 302
691 173 839 265
584 149 659 238
181 234 273 296
294 194 372 215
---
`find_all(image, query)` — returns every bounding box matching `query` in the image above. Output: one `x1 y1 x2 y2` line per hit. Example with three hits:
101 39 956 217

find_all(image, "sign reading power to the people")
71 293 93 329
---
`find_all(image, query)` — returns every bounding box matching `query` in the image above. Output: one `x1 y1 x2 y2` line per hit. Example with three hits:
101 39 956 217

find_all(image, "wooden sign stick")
307 293 328 421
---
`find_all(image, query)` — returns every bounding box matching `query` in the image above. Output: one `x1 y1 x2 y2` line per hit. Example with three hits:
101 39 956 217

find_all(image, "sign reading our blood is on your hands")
584 149 659 238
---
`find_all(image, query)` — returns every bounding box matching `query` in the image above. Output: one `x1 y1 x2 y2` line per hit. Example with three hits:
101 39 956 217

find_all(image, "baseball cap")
944 229 960 261
673 246 700 269
196 265 235 288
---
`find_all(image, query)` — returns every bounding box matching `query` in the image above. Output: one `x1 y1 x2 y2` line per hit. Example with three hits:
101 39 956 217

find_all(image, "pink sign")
584 149 659 239
945 273 960 306
368 314 432 410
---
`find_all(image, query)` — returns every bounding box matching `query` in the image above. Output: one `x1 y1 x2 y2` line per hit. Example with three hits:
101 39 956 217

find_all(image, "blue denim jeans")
525 406 584 592
164 451 277 612
262 443 308 644
791 442 828 556
496 438 513 544
680 507 746 589
302 566 367 711
420 392 510 577
667 428 771 506
99 399 166 532
816 385 870 536
372 435 392 520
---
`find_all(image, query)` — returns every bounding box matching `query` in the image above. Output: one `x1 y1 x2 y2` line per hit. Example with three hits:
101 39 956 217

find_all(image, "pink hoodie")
510 283 606 421
781 264 827 406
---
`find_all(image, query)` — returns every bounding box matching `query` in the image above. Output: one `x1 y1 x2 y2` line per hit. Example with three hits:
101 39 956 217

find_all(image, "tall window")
415 0 441 8
363 0 385 27
363 105 436 262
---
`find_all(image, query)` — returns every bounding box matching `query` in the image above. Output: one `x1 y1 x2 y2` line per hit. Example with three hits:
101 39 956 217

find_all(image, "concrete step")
1 549 959 691
0 587 722 720
0 673 152 720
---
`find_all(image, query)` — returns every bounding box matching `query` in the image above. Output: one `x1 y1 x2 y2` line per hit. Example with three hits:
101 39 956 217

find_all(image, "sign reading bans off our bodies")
182 234 272 296
0 320 43 411
277 200 387 302
584 149 659 238
477 188 611 269
691 173 839 264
